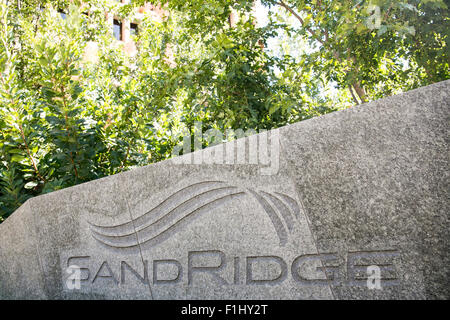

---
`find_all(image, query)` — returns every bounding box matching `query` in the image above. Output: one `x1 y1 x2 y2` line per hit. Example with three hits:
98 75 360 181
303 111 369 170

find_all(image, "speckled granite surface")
0 80 448 299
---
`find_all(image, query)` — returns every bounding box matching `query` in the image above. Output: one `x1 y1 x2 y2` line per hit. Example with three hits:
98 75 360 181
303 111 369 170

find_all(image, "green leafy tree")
261 0 449 105
0 0 448 221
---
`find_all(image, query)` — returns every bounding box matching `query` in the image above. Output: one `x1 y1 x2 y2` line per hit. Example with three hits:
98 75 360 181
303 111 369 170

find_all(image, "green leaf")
10 155 27 163
24 181 38 189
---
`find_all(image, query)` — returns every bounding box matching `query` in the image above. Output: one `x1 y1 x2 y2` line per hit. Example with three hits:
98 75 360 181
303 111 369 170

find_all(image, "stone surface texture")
0 80 448 299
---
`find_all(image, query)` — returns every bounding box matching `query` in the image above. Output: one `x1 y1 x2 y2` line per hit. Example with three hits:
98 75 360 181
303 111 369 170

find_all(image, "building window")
113 19 122 41
130 23 138 36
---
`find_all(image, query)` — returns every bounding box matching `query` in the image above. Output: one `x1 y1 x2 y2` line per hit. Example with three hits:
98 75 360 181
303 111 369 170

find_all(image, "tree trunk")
353 82 367 103
348 85 360 105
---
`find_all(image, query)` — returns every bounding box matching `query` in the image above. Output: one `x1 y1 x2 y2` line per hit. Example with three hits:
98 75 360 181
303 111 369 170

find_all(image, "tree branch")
348 85 360 105
17 122 45 182
275 1 368 104
0 75 45 182
275 1 325 46
60 84 80 180
353 82 367 103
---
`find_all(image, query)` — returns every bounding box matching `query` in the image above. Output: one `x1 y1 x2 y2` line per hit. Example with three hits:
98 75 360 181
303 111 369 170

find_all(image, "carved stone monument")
0 80 448 299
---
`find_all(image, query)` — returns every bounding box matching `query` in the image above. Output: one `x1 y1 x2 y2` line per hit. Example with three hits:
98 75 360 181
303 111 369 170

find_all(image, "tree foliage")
261 0 449 103
0 0 448 221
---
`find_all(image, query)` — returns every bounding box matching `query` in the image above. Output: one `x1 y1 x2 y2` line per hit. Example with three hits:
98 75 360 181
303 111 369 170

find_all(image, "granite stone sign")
0 80 448 299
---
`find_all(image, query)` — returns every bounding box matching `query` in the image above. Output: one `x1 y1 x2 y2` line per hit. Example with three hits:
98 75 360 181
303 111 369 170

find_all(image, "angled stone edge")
0 80 448 299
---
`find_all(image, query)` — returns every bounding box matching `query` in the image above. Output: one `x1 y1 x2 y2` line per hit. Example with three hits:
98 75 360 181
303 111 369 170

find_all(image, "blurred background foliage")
0 0 448 221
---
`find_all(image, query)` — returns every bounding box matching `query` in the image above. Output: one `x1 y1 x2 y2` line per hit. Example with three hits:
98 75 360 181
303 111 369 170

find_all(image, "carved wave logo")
89 181 301 250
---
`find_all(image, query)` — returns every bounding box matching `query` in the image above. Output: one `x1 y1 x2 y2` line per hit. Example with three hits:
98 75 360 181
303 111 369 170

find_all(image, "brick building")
106 0 168 56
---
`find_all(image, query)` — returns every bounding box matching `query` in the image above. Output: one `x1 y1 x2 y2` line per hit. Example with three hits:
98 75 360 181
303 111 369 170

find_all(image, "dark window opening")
130 23 138 36
113 19 122 41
